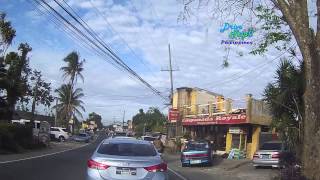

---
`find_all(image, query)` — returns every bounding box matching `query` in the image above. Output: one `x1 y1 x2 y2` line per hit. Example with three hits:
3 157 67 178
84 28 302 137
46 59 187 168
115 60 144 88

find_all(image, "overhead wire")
202 43 296 89
32 0 168 102
87 0 158 79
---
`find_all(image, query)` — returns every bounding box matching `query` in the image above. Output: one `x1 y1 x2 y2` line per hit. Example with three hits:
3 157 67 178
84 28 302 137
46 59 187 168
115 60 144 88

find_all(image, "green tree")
87 112 103 129
132 107 167 135
60 51 85 131
2 43 32 121
0 12 16 55
264 59 304 157
60 51 85 86
27 70 54 121
53 84 85 127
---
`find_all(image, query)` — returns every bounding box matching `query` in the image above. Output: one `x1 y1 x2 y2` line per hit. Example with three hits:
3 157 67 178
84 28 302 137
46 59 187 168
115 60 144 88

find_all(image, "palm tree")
54 84 85 127
60 51 85 132
60 51 85 87
263 58 304 157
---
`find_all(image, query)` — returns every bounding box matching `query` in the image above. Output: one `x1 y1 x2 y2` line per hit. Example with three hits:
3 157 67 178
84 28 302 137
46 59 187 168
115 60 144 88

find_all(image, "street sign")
168 108 179 122
182 113 247 125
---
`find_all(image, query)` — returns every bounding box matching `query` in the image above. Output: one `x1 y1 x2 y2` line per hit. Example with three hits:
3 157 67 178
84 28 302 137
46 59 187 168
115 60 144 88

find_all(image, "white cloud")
3 0 293 124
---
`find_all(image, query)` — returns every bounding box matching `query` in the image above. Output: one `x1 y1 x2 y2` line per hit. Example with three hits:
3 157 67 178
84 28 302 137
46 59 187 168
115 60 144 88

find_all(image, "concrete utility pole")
54 98 58 126
161 44 180 137
161 44 179 105
122 110 125 128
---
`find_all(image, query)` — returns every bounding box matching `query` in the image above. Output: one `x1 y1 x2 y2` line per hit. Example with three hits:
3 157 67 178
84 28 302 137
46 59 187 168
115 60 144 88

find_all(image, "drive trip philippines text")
219 22 255 45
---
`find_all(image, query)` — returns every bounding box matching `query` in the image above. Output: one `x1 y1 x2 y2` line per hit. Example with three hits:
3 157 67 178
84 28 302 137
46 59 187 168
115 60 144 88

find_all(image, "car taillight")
144 163 167 172
87 159 109 170
253 153 259 159
185 153 208 158
272 153 280 159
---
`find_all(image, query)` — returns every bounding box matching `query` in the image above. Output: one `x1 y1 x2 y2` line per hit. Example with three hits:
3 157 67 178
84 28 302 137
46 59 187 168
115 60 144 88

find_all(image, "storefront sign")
182 114 246 126
168 108 179 123
229 127 245 134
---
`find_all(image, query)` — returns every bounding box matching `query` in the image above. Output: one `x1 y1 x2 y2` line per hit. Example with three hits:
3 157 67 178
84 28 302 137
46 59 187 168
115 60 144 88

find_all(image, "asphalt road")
0 134 186 180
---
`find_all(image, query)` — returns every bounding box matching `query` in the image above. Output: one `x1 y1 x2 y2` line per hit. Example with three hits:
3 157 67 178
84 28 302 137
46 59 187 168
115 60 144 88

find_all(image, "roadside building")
168 87 273 159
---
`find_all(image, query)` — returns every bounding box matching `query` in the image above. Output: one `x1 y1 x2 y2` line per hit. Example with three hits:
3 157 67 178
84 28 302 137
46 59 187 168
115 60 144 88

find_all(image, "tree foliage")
264 59 304 156
53 84 85 126
86 112 103 129
132 107 167 135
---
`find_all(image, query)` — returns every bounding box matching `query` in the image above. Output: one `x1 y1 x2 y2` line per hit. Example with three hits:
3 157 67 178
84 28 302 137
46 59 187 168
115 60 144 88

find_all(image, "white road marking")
0 139 97 164
168 167 188 180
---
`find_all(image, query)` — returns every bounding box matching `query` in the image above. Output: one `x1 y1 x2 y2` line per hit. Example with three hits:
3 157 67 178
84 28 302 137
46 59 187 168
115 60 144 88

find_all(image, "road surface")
0 134 185 180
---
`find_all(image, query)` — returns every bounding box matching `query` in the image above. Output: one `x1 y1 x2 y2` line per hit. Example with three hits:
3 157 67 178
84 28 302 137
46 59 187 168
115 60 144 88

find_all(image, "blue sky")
1 0 298 125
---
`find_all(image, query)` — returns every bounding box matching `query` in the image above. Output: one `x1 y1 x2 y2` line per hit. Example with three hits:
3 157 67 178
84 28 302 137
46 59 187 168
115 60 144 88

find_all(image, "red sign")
168 108 179 122
182 113 247 126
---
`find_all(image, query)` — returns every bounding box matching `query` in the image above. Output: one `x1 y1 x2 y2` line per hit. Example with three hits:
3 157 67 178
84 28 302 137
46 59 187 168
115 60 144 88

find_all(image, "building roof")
176 87 223 97
13 110 55 126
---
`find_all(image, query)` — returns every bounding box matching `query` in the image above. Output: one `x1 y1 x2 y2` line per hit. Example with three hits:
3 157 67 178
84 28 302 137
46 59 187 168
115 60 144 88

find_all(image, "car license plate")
261 155 270 159
190 160 201 164
116 167 136 175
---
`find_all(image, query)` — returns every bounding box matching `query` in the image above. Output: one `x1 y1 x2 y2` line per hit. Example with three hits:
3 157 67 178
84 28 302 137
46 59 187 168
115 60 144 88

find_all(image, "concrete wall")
246 95 272 126
247 126 261 159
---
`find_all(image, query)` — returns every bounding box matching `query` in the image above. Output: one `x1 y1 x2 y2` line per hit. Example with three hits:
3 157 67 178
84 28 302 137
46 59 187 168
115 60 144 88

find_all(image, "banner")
168 108 179 123
182 113 247 126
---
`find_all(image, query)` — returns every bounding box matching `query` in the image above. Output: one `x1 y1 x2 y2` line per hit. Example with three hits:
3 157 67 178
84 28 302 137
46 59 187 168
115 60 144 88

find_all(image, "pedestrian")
153 136 164 153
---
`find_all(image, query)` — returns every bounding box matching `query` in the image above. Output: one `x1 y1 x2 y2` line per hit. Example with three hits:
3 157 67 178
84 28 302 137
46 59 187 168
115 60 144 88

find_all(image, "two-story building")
168 87 273 159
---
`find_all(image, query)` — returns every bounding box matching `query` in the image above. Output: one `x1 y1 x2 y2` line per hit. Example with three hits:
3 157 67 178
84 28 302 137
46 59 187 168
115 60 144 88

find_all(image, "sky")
0 0 299 125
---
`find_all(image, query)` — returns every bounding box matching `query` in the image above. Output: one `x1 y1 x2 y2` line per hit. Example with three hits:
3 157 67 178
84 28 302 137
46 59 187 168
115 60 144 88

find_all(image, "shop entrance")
230 127 247 151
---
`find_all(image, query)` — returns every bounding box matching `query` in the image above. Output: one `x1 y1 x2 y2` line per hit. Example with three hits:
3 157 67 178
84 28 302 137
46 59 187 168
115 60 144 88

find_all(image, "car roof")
103 138 150 145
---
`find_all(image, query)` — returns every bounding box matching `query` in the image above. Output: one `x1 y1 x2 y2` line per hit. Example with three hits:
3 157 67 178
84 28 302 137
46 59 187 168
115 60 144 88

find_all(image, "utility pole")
54 98 58 126
161 44 179 104
122 110 126 129
161 44 179 137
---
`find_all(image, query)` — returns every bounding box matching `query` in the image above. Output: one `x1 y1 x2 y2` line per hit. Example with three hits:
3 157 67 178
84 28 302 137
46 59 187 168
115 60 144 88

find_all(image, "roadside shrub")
0 123 33 153
279 152 306 180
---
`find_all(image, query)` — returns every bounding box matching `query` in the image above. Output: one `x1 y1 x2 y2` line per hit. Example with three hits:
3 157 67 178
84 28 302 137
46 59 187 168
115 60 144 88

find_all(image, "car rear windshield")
185 142 209 151
114 133 126 136
261 143 282 150
97 143 157 156
79 133 87 137
144 137 156 141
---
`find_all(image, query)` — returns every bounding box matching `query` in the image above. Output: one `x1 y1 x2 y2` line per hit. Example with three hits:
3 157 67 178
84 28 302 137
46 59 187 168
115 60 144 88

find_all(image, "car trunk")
95 155 161 180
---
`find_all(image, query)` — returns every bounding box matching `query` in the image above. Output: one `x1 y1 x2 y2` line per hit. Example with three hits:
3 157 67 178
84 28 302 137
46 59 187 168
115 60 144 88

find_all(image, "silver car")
87 138 168 180
253 141 285 168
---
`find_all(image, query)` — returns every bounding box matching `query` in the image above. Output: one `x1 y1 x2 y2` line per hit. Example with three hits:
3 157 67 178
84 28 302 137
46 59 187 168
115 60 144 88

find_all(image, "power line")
87 0 158 78
32 0 168 102
202 43 296 89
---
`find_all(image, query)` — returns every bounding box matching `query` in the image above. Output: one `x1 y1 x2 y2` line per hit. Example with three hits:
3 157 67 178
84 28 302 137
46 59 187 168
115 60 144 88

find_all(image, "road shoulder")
0 137 97 164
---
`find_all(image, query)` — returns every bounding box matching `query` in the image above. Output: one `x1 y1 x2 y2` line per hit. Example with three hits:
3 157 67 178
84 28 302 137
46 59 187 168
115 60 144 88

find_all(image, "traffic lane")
0 134 106 180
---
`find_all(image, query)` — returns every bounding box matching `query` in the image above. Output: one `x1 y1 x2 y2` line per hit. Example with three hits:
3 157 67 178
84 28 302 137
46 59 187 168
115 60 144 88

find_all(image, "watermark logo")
219 23 255 45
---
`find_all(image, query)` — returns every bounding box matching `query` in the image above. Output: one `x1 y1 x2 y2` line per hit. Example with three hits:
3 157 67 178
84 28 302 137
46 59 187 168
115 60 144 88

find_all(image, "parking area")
164 153 279 180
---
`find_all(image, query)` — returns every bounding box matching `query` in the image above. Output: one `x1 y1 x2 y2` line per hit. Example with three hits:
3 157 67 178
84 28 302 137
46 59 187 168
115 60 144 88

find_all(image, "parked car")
112 132 127 138
141 136 157 142
50 127 69 142
253 141 285 168
87 138 168 180
73 133 91 143
180 140 213 167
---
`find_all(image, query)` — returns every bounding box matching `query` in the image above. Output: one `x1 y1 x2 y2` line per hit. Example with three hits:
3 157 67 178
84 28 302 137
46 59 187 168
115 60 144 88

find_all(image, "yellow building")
169 87 273 159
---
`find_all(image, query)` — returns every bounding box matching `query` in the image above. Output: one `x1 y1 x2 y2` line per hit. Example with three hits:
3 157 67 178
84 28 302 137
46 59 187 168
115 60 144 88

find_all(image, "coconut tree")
54 84 85 127
60 51 85 132
60 51 85 87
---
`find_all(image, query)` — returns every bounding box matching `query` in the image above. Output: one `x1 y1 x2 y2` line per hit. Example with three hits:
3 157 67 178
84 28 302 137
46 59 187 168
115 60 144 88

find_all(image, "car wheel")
59 136 65 142
182 163 187 167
